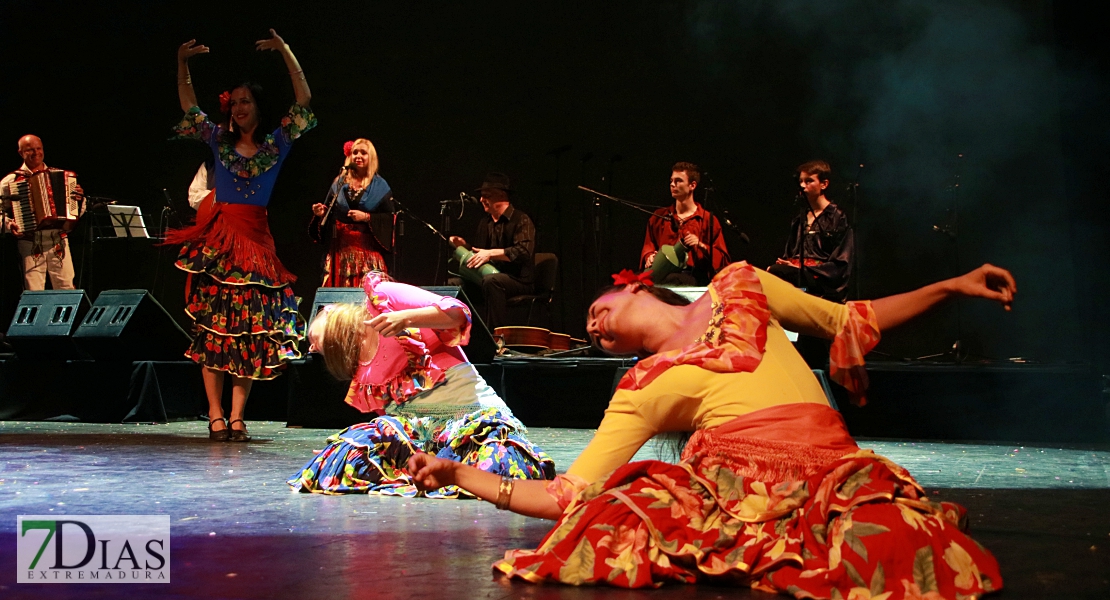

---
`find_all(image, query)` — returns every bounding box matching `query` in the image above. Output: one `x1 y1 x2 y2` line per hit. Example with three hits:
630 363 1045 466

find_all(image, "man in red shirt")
640 162 730 285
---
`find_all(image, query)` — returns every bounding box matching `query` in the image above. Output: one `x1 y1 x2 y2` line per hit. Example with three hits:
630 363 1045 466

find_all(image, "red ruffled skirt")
495 404 1002 598
322 221 387 288
166 195 303 380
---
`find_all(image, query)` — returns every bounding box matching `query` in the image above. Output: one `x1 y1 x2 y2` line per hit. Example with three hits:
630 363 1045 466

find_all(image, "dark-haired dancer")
641 162 729 285
408 262 1011 596
168 30 316 442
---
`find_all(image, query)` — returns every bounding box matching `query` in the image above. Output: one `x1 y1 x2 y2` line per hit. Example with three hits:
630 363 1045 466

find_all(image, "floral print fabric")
172 104 317 179
829 301 882 407
288 407 555 497
495 425 1001 598
618 262 769 392
172 203 303 380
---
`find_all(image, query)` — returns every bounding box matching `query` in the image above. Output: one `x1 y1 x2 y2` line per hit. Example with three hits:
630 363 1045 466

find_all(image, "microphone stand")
74 193 119 291
919 153 965 363
392 196 449 243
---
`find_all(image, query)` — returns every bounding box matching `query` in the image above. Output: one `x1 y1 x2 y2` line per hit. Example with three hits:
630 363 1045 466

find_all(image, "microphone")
720 210 751 244
343 164 358 171
459 192 480 204
162 188 174 208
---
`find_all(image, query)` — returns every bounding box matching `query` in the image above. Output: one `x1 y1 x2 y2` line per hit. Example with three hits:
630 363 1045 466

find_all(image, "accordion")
3 169 80 233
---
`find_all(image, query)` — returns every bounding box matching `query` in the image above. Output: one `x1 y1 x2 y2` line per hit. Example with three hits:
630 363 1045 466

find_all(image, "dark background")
1 0 1106 368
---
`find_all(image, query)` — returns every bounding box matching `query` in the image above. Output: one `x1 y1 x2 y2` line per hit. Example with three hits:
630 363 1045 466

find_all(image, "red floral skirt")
167 197 303 380
322 221 387 287
495 404 1002 598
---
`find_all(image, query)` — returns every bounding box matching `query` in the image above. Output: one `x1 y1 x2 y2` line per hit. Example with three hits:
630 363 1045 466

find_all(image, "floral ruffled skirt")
495 430 1002 598
322 245 387 288
288 406 556 497
170 201 304 380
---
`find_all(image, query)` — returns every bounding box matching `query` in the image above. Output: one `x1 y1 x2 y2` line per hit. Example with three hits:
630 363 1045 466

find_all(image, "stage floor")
0 422 1108 599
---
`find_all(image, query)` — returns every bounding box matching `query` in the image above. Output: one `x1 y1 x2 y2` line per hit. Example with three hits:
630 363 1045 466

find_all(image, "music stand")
104 205 149 239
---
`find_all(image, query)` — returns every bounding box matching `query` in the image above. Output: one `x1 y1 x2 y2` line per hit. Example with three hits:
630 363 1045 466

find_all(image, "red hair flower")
612 269 653 287
343 140 355 157
218 91 231 113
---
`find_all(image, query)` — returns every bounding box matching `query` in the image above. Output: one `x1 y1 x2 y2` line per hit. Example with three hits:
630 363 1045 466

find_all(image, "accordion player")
2 168 83 234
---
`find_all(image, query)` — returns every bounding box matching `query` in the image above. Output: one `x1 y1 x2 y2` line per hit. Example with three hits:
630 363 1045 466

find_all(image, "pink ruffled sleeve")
545 474 589 512
364 275 472 347
828 300 881 406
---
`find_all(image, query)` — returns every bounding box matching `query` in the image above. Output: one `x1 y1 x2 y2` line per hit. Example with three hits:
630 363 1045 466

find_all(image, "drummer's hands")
255 29 288 53
682 233 702 249
407 453 458 491
178 39 209 62
366 310 411 338
311 203 326 217
347 209 369 223
448 235 466 249
775 258 791 266
466 248 494 268
951 263 1017 311
644 252 657 268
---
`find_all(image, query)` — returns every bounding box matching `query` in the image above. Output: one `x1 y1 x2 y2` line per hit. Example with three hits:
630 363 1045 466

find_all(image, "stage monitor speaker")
6 290 90 359
73 290 191 361
308 285 497 364
422 285 497 364
308 287 365 331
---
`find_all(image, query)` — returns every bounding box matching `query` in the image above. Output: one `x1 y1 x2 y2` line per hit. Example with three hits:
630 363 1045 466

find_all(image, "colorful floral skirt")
495 430 1002 598
170 201 304 380
322 246 387 288
288 406 555 497
322 222 388 287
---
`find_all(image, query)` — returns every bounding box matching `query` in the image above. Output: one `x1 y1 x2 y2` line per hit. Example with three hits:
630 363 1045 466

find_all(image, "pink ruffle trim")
828 300 881 406
618 262 769 392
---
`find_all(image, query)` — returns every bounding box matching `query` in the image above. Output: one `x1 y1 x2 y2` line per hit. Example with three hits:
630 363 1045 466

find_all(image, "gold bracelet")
494 475 515 510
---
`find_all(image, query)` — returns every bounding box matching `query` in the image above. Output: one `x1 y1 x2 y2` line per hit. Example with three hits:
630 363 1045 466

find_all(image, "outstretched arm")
408 454 563 520
257 29 311 107
176 39 209 112
758 263 1016 340
871 263 1016 331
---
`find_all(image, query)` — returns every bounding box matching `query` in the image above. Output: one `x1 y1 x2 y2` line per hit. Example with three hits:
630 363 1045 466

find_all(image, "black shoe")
208 418 229 442
228 419 252 443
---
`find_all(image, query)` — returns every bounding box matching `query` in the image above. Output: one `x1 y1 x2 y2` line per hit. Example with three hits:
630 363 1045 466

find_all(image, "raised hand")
177 39 209 62
406 453 457 491
255 28 287 52
953 263 1017 311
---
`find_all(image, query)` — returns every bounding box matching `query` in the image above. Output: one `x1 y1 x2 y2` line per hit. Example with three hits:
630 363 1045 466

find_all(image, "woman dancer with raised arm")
408 262 1011 597
310 138 395 285
170 30 316 442
287 272 554 497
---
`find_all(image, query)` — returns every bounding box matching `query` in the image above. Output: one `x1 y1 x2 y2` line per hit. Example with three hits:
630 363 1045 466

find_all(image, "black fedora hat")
475 172 513 195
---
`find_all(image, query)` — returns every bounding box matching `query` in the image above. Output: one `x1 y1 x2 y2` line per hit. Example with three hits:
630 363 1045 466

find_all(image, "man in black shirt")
768 160 854 302
449 173 536 329
768 160 855 369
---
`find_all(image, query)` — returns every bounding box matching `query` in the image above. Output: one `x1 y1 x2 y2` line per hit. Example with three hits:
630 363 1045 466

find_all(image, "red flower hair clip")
218 91 231 113
343 140 355 157
612 269 653 287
